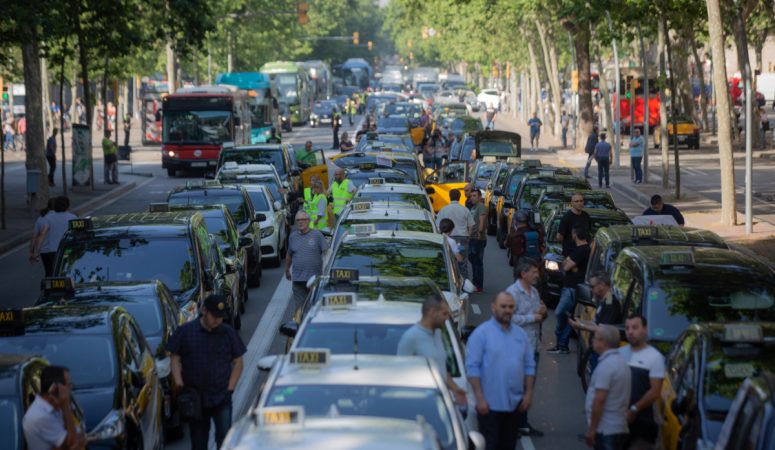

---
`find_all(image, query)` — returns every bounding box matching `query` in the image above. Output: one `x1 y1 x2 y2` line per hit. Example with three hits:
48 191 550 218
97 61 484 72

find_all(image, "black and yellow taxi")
474 130 521 162
167 182 264 287
216 143 304 193
713 370 775 450
54 213 239 326
654 114 701 149
0 353 86 450
331 151 423 186
660 323 775 450
36 277 192 436
485 160 543 235
535 187 618 224
423 161 470 212
0 305 164 449
541 206 632 307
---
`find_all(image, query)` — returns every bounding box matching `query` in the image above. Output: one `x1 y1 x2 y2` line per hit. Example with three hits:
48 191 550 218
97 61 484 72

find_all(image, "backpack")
524 230 541 259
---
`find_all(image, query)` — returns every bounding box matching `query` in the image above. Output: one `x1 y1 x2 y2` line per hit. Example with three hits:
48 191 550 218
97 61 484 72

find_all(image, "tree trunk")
59 48 67 195
21 36 49 208
706 0 737 225
102 55 109 144
638 25 651 183
671 31 694 120
595 42 614 139
571 26 594 151
69 69 78 124
535 20 562 137
74 8 94 189
658 20 670 188
665 19 681 199
166 41 177 94
527 41 541 117
689 34 709 129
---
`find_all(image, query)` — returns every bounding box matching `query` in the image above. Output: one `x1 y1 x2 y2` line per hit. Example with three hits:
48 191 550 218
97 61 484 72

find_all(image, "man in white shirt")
436 188 474 278
23 366 86 450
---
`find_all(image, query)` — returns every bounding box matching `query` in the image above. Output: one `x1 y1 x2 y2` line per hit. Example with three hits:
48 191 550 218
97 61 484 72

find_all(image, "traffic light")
367 40 373 51
297 2 309 25
353 32 359 45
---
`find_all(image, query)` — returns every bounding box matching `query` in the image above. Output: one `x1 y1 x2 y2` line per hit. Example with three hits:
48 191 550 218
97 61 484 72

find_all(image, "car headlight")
545 260 560 271
87 409 125 441
281 116 288 121
167 150 177 158
260 226 275 238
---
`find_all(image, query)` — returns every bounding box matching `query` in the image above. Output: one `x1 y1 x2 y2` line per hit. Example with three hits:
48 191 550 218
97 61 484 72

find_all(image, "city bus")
301 60 332 101
141 80 168 145
259 61 312 124
216 72 281 143
161 85 251 176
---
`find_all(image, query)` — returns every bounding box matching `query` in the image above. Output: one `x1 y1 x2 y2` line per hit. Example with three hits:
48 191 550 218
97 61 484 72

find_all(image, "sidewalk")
0 120 156 255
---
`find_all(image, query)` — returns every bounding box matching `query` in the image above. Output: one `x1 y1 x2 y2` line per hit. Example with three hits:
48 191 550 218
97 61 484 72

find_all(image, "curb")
0 179 147 256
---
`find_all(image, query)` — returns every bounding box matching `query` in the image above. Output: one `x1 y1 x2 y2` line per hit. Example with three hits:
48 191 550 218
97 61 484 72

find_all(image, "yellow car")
296 147 329 189
653 114 700 149
423 161 470 213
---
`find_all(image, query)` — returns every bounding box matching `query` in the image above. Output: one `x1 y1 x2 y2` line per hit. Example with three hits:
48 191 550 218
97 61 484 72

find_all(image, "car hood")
74 386 115 433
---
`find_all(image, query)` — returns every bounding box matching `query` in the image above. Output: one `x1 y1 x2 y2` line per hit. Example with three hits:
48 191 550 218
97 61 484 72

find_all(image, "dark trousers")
596 157 610 187
40 252 56 277
468 239 486 289
189 399 232 450
631 156 643 182
124 129 130 147
562 127 568 148
594 433 628 450
478 408 521 450
584 153 594 177
46 155 56 185
333 127 340 149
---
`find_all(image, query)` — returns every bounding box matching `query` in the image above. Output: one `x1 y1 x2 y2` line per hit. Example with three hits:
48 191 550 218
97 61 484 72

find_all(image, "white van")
757 73 775 102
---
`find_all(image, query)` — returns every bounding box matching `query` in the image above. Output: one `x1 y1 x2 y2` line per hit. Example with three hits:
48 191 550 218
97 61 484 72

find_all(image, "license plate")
191 162 206 167
677 135 686 142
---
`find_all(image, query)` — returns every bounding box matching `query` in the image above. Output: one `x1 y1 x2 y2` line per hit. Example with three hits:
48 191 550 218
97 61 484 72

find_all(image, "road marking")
232 277 292 419
471 303 481 315
520 436 536 450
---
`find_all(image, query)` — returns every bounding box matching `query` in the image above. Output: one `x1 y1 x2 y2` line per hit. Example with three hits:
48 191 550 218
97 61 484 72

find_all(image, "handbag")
177 386 202 422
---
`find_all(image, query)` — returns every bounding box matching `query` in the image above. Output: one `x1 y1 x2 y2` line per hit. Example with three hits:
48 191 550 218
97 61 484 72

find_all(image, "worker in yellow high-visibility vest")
310 177 329 230
329 167 356 218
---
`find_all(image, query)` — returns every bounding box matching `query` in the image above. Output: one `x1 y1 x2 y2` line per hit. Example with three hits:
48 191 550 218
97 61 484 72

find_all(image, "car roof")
307 301 420 325
621 245 775 280
596 225 727 247
169 183 245 195
356 183 426 194
272 354 439 388
340 230 444 244
17 305 118 335
342 207 432 222
40 281 162 303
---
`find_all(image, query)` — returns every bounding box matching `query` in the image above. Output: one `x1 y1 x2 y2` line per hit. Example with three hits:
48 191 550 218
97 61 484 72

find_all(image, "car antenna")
353 329 359 371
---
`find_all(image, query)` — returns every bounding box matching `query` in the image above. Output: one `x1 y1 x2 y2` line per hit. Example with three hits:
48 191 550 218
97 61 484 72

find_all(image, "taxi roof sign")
351 202 372 212
149 203 170 213
368 177 386 185
360 163 377 170
258 406 305 429
631 226 658 240
544 185 563 193
42 277 75 297
659 251 695 268
351 223 377 236
376 156 392 167
322 292 357 309
288 348 331 368
0 310 25 337
68 218 92 231
724 324 764 343
331 268 359 282
482 156 497 163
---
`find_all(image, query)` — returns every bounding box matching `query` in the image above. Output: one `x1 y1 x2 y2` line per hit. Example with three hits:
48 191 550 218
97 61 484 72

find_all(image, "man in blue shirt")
594 132 613 188
642 194 685 225
527 113 542 150
466 292 537 449
629 128 644 183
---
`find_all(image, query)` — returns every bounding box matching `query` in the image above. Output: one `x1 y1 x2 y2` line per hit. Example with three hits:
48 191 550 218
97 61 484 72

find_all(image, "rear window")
245 190 270 211
221 149 287 174
169 191 250 225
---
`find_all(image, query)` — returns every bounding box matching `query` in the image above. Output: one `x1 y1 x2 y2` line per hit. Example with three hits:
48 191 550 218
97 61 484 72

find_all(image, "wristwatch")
630 405 638 413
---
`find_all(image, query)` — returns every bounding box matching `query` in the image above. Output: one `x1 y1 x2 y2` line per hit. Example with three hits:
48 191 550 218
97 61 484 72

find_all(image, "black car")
714 370 775 450
167 183 264 287
377 116 410 135
54 213 239 324
485 160 543 235
216 144 303 194
310 100 336 128
0 305 164 449
0 353 85 450
36 278 193 436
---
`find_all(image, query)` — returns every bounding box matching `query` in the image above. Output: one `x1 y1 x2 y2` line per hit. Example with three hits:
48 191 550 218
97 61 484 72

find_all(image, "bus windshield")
163 110 232 144
275 74 298 101
250 103 270 127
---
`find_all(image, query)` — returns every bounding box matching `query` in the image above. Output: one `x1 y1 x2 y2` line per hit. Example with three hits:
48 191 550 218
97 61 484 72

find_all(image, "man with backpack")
506 210 544 280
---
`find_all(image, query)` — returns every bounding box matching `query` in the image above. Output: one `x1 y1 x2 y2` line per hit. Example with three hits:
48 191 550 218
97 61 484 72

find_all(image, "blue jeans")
562 127 568 147
584 154 594 177
468 239 486 289
451 236 469 280
554 287 576 348
596 157 610 187
190 397 232 450
631 156 643 182
595 433 629 450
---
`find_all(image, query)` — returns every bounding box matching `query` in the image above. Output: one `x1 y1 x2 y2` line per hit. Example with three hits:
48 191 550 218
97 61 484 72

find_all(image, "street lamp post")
606 11 621 168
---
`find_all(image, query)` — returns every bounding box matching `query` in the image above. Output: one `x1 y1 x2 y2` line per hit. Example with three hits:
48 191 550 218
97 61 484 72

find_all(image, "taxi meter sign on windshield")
323 293 357 309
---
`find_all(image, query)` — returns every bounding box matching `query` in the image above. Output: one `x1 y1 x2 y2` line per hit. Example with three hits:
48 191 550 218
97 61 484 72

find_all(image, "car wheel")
166 168 176 177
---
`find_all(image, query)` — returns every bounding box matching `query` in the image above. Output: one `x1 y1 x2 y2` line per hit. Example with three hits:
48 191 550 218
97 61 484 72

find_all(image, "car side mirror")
255 212 267 222
290 168 302 176
258 355 278 372
279 321 299 338
238 236 254 249
425 186 436 194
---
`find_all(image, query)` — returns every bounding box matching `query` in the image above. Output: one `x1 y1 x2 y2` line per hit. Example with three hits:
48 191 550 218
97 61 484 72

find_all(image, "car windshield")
58 238 197 292
378 117 409 130
245 190 270 211
392 161 420 183
98 299 162 336
476 163 498 180
296 323 460 377
332 239 449 288
0 336 115 387
703 339 775 414
163 110 232 144
334 220 433 244
647 283 775 342
315 279 440 303
221 149 287 175
349 170 413 187
507 174 526 197
313 103 335 115
479 141 516 157
203 216 236 257
354 192 430 210
0 398 20 450
434 163 467 183
169 191 250 225
250 103 270 126
265 385 455 449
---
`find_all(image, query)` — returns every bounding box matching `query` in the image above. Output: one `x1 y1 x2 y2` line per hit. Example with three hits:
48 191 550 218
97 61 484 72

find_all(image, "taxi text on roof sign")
351 202 372 211
288 348 331 368
331 268 359 282
43 277 75 294
724 324 764 343
659 250 695 268
68 218 93 231
149 202 170 213
351 223 376 236
258 406 305 428
631 226 658 240
0 310 24 337
369 177 385 185
323 292 357 309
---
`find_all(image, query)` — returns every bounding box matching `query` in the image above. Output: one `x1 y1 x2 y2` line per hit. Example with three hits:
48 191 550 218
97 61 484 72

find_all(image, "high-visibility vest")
311 193 328 229
303 188 316 218
331 179 353 216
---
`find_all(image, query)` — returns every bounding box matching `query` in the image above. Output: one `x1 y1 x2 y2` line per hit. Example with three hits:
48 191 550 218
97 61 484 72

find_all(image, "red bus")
162 85 251 176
